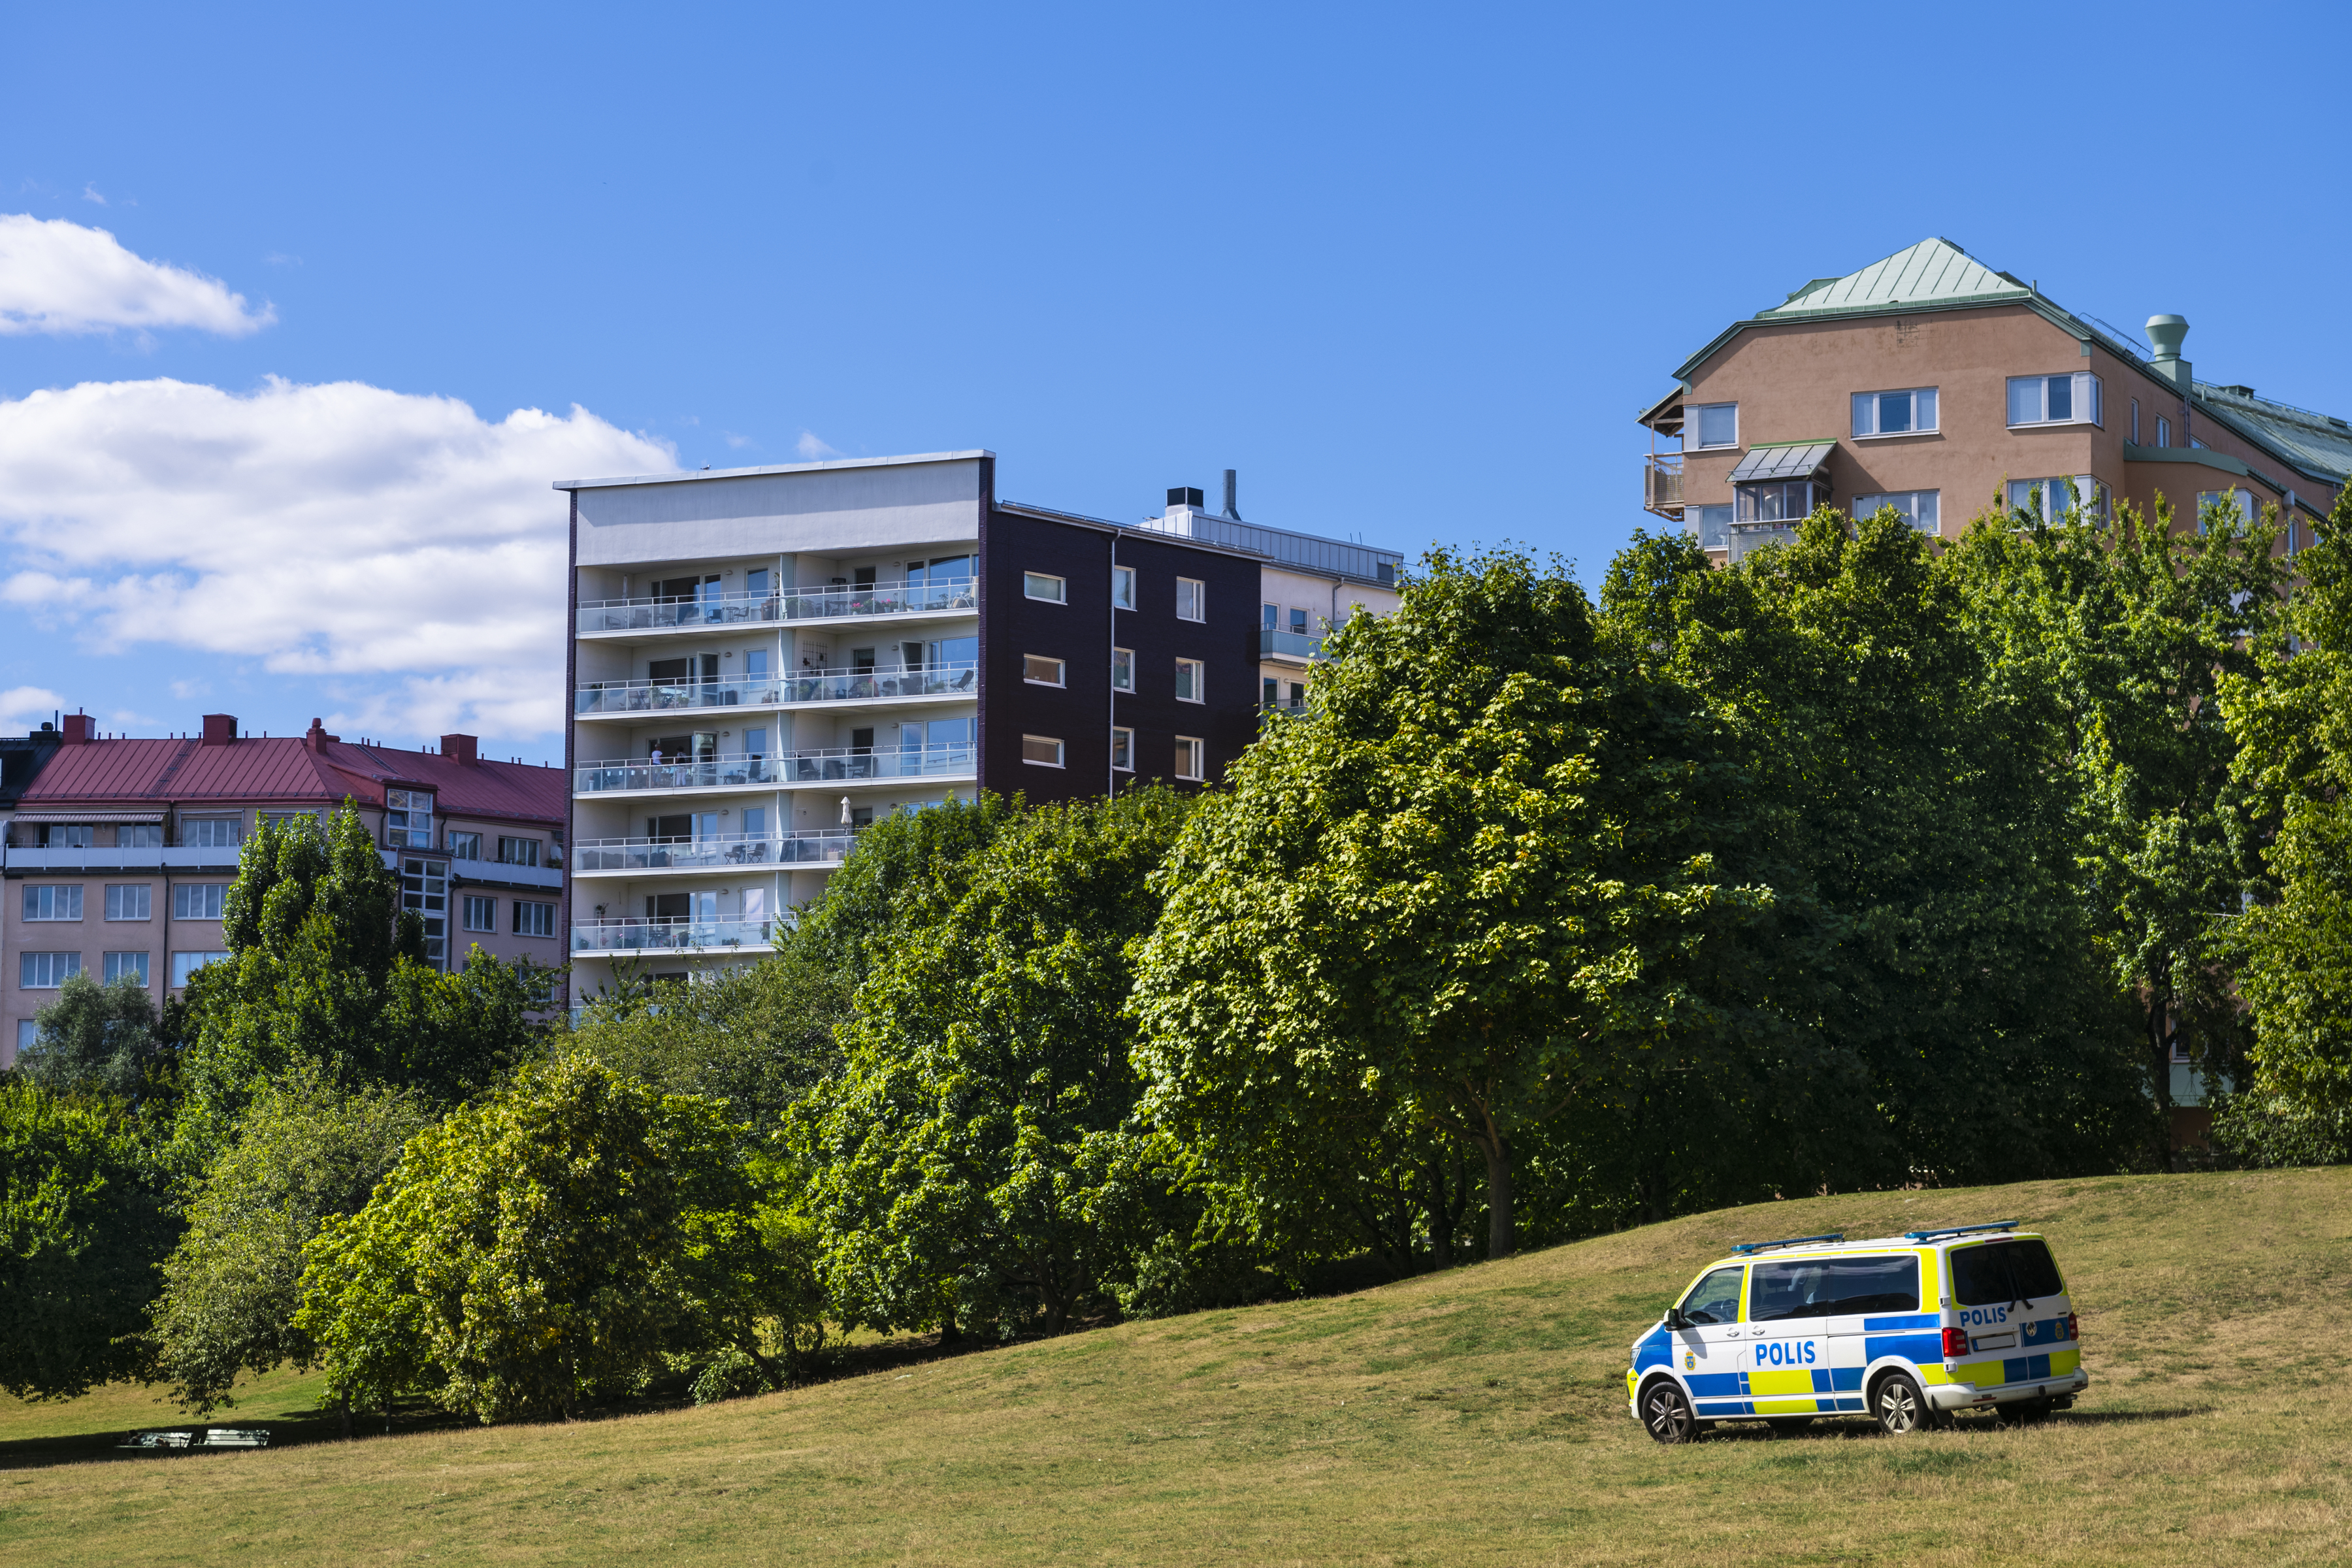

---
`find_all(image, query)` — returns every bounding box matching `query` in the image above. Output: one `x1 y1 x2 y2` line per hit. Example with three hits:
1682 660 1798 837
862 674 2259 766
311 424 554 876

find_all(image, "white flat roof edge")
553 450 994 492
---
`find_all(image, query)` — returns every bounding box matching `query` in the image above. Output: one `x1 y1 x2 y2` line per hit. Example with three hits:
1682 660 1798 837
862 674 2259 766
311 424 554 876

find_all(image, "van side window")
1950 1239 2064 1306
1752 1255 1919 1320
1680 1266 1744 1325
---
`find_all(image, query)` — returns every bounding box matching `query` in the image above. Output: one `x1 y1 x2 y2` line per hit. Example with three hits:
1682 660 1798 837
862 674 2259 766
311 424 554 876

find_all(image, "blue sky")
4 0 2349 755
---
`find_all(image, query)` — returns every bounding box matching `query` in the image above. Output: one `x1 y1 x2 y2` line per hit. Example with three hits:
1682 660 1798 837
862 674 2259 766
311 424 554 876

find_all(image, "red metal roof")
18 737 563 827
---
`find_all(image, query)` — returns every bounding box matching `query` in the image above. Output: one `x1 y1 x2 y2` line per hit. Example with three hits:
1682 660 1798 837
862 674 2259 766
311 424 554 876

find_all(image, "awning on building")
8 810 166 825
1727 442 1835 483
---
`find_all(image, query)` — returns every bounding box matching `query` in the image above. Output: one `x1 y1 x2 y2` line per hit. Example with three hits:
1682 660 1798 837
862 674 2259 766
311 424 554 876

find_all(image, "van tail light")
2067 1311 2079 1343
1941 1327 1969 1359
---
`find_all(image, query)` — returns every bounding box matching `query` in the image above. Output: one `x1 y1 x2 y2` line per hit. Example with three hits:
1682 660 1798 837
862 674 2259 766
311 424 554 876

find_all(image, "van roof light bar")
1729 1232 1844 1256
1901 1219 2022 1241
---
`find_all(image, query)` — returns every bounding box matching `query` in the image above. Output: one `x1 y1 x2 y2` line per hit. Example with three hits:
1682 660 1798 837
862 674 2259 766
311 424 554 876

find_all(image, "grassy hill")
3 1167 2348 1565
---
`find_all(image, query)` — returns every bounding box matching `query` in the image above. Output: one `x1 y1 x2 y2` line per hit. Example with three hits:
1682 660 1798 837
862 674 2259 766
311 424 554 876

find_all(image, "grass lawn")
3 1166 2347 1565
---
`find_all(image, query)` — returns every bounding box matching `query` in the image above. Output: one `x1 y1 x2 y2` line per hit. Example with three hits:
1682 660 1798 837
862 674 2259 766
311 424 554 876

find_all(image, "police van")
1625 1221 2085 1442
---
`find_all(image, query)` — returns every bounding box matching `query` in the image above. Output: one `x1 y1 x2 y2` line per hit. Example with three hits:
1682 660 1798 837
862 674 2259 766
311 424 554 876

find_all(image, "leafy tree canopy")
13 972 175 1106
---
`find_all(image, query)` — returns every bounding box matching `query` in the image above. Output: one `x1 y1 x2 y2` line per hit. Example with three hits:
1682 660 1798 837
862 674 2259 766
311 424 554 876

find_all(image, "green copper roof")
1759 238 2028 318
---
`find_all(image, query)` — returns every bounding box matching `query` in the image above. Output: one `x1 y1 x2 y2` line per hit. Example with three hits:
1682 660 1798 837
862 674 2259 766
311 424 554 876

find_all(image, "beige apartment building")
1641 237 2350 561
4 712 566 1065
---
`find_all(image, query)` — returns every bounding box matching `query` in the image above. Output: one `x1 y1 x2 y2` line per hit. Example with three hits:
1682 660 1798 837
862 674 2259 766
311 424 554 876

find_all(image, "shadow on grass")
0 1397 465 1471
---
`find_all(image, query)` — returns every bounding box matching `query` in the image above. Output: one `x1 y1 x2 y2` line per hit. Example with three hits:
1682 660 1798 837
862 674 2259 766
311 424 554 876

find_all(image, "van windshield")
1950 1239 2065 1307
1749 1255 1919 1320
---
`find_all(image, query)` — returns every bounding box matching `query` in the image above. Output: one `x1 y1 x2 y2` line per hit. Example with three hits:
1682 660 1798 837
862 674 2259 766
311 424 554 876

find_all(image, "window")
1111 565 1135 610
1850 387 1938 437
1261 602 1279 631
1175 658 1203 702
497 836 542 868
1262 676 1279 708
1749 1256 1919 1321
2131 397 2140 444
1690 504 1731 550
2008 476 2108 525
1023 655 1066 687
385 789 434 850
20 953 80 988
1175 736 1205 782
2287 492 2302 556
462 894 496 932
182 816 242 848
1679 1266 1744 1326
1111 647 1134 692
1024 572 1066 603
1175 578 1205 622
120 823 163 848
2198 489 2259 534
2007 372 2102 427
1852 491 1941 533
105 885 150 921
170 951 228 987
400 855 447 970
446 830 482 860
2155 415 2172 447
38 824 93 849
15 1020 33 1053
1288 607 1311 636
103 951 150 986
1734 480 1823 523
1949 1239 2065 1307
1021 734 1065 768
173 883 228 921
1693 402 1738 449
514 901 556 938
23 885 83 921
1111 727 1134 772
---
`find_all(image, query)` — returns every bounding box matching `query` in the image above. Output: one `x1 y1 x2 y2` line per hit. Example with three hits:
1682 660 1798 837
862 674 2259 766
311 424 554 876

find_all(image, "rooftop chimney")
1222 469 1241 519
2146 314 2192 389
200 713 238 747
304 717 338 753
60 712 93 745
440 732 480 766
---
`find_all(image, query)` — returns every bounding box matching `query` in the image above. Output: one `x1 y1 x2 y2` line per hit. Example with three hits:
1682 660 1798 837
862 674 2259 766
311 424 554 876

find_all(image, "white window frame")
497 835 542 868
1024 572 1066 604
1023 654 1067 687
2155 415 2172 447
1692 402 1739 449
171 951 229 988
1021 734 1066 769
1175 736 1205 782
446 830 483 860
20 952 81 988
174 883 229 921
2008 476 2110 525
182 815 243 849
2197 488 2259 534
1851 490 1942 534
1690 504 1732 551
22 885 83 921
1175 658 1204 703
1111 566 1135 610
1850 387 1939 438
514 901 557 938
105 885 151 921
1176 578 1205 623
462 894 496 933
2006 372 2103 428
1111 647 1134 693
103 951 150 986
1111 727 1134 772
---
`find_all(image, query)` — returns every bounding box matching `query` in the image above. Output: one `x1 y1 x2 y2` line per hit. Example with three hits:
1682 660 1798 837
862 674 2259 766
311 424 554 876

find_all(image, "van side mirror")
1664 1305 1692 1331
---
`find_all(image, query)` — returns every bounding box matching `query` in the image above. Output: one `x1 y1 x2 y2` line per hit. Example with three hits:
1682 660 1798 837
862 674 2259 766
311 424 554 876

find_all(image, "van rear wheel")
1641 1381 1699 1445
1872 1373 1933 1436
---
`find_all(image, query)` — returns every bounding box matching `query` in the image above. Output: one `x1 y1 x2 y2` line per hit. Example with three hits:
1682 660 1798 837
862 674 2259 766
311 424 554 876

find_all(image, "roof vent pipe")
1222 468 1241 520
2146 314 2191 389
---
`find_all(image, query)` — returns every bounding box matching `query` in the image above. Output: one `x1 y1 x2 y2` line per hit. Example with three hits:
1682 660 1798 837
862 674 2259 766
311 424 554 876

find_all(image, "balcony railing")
572 917 775 953
1727 522 1796 563
576 754 786 792
575 745 978 794
574 662 979 715
1644 452 1685 519
575 580 979 636
1259 628 1326 660
572 830 857 872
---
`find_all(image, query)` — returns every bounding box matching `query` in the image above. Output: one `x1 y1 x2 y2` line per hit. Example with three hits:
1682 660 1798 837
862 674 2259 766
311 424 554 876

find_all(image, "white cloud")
0 214 273 336
82 185 106 206
0 376 676 738
0 685 64 732
796 430 843 461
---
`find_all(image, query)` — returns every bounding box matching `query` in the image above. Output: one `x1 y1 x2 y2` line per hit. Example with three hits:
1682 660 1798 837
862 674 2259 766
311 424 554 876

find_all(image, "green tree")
2215 487 2352 1161
794 787 1200 1335
1134 549 1773 1260
0 1083 178 1398
793 792 1019 984
14 972 169 1103
295 1057 814 1423
148 1069 434 1416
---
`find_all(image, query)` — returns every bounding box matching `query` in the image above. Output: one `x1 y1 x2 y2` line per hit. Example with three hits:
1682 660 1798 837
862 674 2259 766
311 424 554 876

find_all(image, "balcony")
572 830 857 874
1 844 243 874
575 744 977 796
576 753 788 793
1644 452 1685 520
576 580 979 636
571 917 775 955
1259 628 1326 662
574 662 978 718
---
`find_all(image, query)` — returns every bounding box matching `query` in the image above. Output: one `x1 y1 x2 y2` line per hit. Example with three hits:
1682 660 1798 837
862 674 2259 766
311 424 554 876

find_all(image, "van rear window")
1950 1239 2065 1306
1750 1255 1919 1320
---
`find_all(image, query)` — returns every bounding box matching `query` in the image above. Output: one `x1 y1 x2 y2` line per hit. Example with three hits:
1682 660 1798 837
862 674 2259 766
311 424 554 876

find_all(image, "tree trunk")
1471 1113 1514 1259
339 1396 351 1441
2148 990 2176 1172
1422 1156 1454 1271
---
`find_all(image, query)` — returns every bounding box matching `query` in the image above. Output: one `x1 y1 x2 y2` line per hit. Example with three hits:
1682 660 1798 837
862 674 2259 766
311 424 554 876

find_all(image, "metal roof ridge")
555 449 994 491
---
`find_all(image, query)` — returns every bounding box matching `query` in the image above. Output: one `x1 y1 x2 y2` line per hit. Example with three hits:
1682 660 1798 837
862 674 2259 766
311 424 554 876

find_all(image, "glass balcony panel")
575 578 979 635
575 745 977 793
574 662 978 714
570 917 776 952
1258 629 1325 659
570 830 858 872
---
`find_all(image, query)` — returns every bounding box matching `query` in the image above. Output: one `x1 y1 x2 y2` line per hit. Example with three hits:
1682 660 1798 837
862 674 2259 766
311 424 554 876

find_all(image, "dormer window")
386 788 435 850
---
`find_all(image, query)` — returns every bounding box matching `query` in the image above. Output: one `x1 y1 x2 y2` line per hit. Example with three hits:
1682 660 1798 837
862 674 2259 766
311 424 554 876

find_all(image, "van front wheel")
1872 1373 1933 1436
1641 1381 1699 1445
